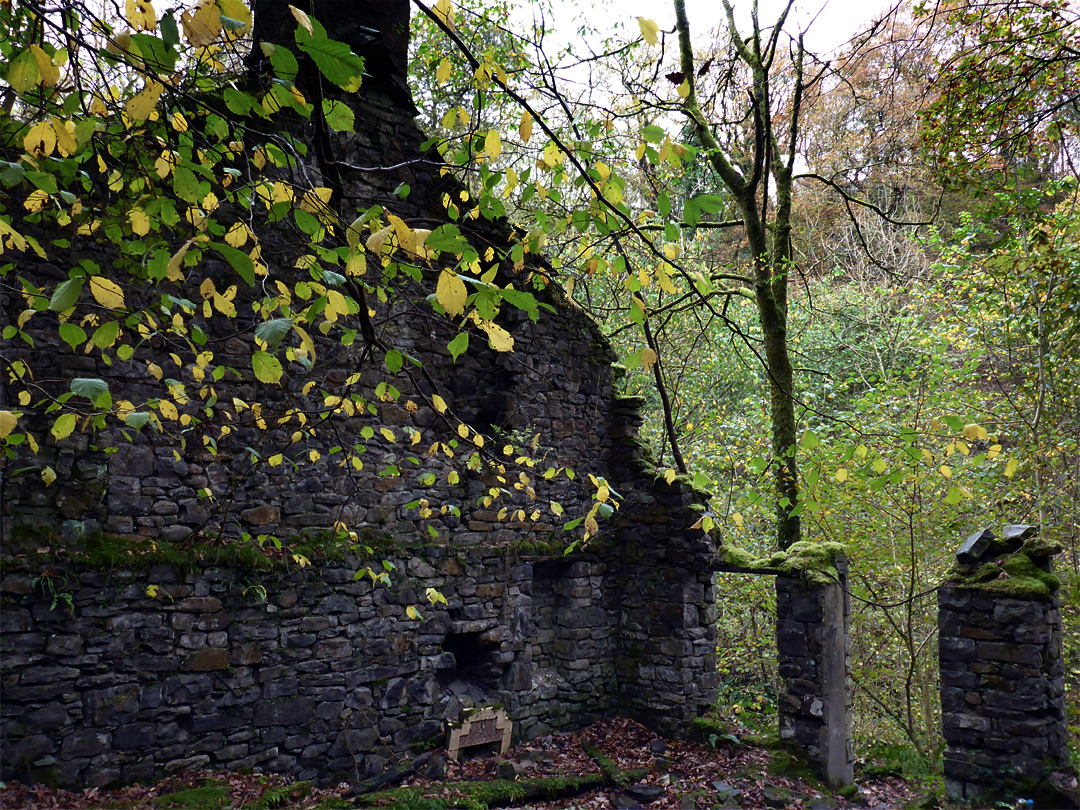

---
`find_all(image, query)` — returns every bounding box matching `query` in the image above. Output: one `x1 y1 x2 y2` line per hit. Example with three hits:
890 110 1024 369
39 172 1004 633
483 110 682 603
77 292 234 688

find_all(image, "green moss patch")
1 526 394 577
945 552 1060 600
717 540 847 584
359 775 606 809
152 783 229 809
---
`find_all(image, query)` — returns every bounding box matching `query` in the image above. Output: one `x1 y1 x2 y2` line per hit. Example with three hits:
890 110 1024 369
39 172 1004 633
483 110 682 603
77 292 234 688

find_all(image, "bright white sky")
524 0 899 59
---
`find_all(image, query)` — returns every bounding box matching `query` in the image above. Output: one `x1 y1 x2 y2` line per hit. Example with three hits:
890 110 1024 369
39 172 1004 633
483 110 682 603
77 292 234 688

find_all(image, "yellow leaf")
987 444 1002 460
24 121 55 157
436 57 451 84
635 143 647 161
432 394 448 414
677 79 690 98
41 466 56 486
485 129 502 160
637 17 659 46
480 321 513 352
0 410 18 439
1004 458 1018 478
433 0 456 29
519 111 533 143
835 468 848 482
872 458 887 473
732 512 744 528
125 81 165 122
18 391 31 406
130 209 150 236
147 362 163 380
24 189 49 213
406 605 422 620
585 514 599 537
224 221 248 247
182 1 222 46
289 4 315 35
380 427 397 443
457 423 469 439
640 347 658 371
269 453 283 467
961 423 981 441
663 242 680 260
664 469 677 485
51 117 76 156
158 400 178 420
939 465 953 478
366 224 394 259
89 276 125 309
30 45 60 86
51 412 77 441
436 270 468 317
126 0 157 30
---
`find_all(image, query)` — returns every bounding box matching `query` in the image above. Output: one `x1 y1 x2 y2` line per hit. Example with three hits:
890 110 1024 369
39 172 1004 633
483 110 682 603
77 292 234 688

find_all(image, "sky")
523 0 900 59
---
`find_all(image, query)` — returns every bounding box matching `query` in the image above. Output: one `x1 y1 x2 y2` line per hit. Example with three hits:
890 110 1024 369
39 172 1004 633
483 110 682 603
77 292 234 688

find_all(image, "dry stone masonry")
939 525 1075 807
776 568 853 788
1 0 857 792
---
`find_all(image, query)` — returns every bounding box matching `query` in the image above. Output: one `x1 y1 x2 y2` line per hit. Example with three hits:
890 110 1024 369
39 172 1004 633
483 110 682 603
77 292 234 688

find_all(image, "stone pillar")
775 558 853 788
939 526 1075 806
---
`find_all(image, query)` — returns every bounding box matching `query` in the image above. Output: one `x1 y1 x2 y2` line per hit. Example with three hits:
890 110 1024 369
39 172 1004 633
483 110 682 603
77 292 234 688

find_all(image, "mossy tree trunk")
674 0 804 549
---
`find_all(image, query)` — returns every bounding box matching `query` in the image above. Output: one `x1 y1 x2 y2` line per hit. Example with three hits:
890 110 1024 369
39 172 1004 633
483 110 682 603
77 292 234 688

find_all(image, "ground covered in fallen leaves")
0 718 950 810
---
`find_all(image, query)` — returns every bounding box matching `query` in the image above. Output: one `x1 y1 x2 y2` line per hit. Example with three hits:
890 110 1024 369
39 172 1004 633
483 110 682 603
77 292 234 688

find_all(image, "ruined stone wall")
939 586 1070 803
0 547 624 787
0 0 728 788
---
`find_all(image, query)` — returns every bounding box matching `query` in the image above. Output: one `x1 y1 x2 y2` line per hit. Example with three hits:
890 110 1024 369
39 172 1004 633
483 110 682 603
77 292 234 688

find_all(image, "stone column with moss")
938 525 1076 807
765 544 852 787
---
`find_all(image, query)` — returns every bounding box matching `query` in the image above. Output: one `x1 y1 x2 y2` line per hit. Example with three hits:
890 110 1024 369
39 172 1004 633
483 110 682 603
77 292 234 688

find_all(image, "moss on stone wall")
944 552 1060 600
717 540 846 585
0 526 394 577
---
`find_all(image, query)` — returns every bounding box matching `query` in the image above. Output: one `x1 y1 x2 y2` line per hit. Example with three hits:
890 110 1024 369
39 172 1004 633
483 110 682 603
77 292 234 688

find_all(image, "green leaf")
683 198 701 227
692 471 712 492
6 50 40 95
125 412 152 431
91 321 120 349
384 349 403 373
172 165 200 204
223 87 256 115
70 377 109 406
160 12 180 47
642 125 666 143
252 351 283 384
58 322 86 350
26 171 58 194
944 485 963 505
296 28 365 92
49 278 83 311
447 332 468 361
254 318 293 349
51 412 77 441
269 42 299 81
695 193 725 214
799 430 820 450
424 224 469 255
212 242 255 285
323 99 355 131
0 162 26 187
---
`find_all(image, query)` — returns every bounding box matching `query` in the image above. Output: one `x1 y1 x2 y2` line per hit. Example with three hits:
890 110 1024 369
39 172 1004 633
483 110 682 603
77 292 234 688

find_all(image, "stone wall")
939 527 1074 806
0 546 623 787
775 567 853 788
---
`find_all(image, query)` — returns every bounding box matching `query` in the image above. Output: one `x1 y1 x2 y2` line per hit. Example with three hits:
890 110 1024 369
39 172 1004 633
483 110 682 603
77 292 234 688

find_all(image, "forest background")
1 0 1078 783
406 0 1080 771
